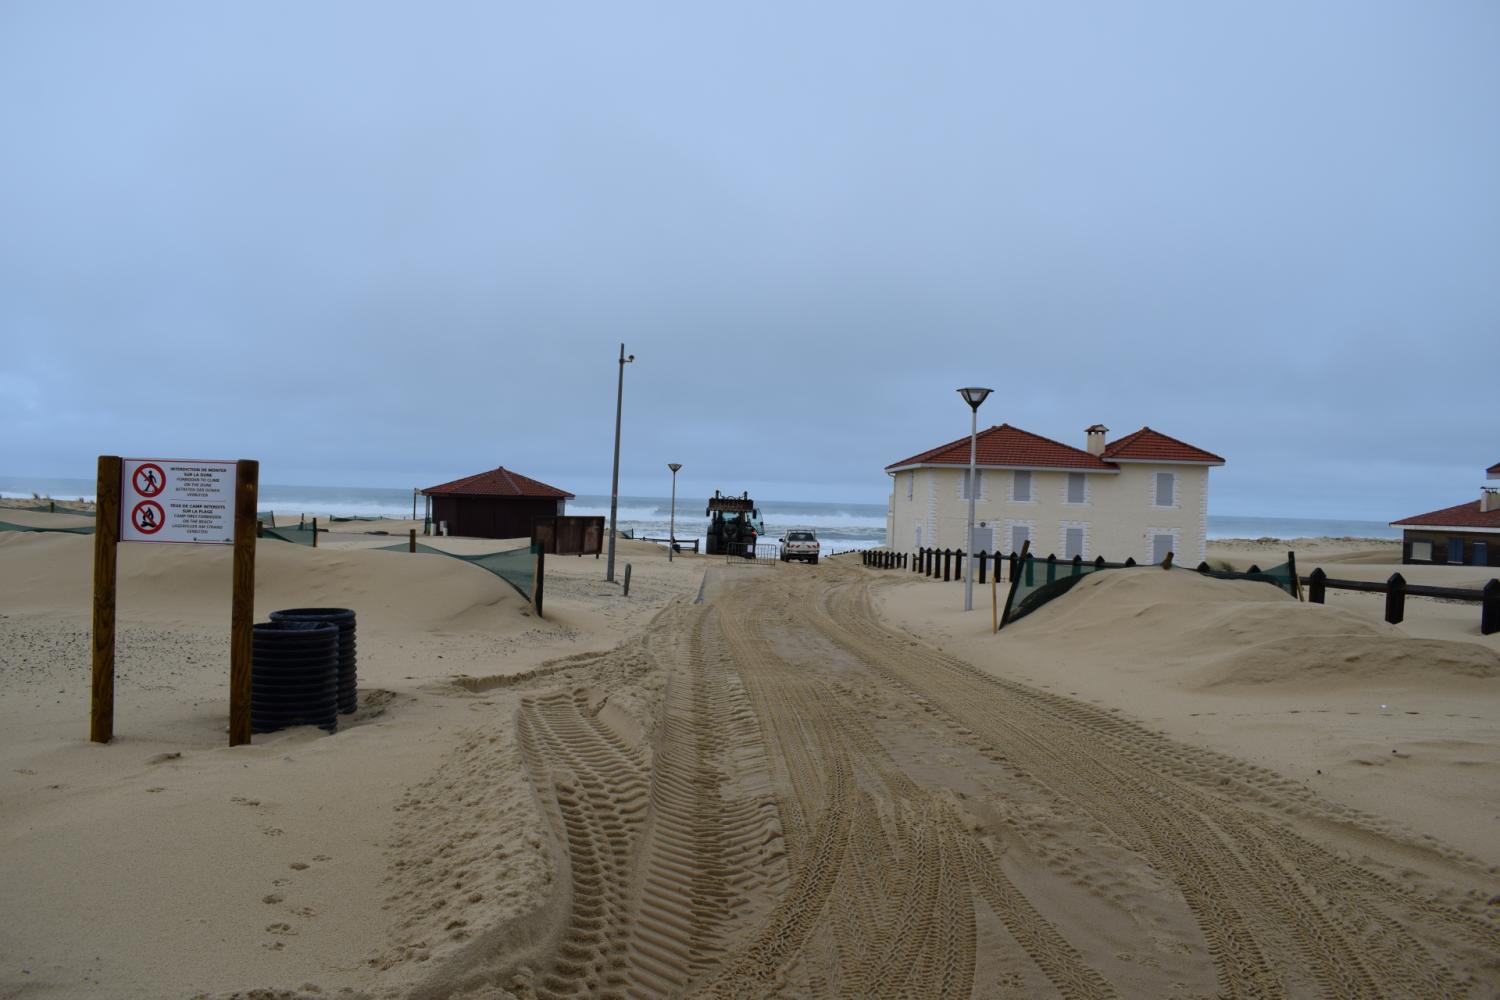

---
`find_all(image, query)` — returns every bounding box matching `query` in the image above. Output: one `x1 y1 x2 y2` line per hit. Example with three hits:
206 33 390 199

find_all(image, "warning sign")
130 500 165 534
132 463 166 498
120 459 236 544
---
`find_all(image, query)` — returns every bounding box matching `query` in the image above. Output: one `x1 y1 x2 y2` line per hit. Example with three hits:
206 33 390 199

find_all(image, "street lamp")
667 463 682 561
606 344 635 583
958 386 992 612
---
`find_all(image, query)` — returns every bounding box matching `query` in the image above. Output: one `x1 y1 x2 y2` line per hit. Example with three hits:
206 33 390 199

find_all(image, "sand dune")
4 534 1498 997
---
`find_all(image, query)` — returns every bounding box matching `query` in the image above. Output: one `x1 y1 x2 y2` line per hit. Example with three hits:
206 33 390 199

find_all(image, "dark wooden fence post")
1308 568 1326 604
1071 554 1083 576
978 551 988 585
1094 555 1106 571
1125 557 1136 567
955 549 964 581
1385 572 1406 624
942 549 952 582
1161 551 1173 569
1045 553 1057 584
1247 564 1261 574
1483 579 1499 636
1009 552 1019 584
1196 561 1210 573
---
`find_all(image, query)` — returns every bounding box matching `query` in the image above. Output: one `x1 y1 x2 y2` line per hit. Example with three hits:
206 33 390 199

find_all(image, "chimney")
1085 424 1109 457
1483 488 1500 514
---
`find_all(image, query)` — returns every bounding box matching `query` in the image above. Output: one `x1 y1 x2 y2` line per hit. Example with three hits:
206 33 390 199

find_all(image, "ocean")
0 476 1403 551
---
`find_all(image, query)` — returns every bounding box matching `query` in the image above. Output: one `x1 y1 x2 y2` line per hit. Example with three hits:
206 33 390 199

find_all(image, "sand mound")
0 531 521 633
1010 568 1500 689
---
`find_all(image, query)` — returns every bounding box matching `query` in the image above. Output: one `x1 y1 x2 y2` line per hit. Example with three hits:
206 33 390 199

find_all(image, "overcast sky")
2 2 1496 519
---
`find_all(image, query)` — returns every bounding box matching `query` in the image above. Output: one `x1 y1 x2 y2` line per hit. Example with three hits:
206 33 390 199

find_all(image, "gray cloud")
2 1 1496 519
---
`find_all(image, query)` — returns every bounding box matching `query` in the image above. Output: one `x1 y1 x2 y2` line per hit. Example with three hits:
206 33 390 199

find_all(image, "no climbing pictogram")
132 463 166 498
131 500 165 535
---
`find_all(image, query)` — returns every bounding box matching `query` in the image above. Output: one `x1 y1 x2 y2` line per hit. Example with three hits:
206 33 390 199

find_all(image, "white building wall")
884 464 1211 562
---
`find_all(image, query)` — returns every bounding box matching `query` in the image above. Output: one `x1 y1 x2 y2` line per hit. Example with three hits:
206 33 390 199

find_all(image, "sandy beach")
2 527 1498 997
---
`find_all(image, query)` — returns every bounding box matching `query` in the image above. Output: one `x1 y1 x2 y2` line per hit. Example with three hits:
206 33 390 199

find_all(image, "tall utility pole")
667 463 682 562
606 343 635 582
958 387 992 612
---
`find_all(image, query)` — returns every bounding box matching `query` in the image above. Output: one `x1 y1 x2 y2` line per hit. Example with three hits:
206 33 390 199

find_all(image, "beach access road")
435 557 1500 1000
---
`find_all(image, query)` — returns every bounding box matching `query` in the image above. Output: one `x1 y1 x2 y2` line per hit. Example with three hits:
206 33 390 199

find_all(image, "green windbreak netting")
261 523 318 546
1200 560 1298 596
376 541 536 600
1002 557 1299 628
259 527 536 599
8 503 92 514
0 520 96 535
1003 557 1113 625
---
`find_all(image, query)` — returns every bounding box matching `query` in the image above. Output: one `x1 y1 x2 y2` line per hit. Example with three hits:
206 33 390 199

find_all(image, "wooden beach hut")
1391 460 1500 567
422 467 574 540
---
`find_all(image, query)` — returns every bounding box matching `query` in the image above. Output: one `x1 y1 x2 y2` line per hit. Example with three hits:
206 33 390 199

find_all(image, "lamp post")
606 343 635 583
667 463 682 561
958 386 992 611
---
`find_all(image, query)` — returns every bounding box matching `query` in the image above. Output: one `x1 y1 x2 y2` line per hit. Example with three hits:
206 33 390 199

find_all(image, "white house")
885 423 1225 565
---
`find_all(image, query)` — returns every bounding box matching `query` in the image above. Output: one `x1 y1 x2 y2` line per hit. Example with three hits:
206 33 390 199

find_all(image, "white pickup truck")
779 529 820 564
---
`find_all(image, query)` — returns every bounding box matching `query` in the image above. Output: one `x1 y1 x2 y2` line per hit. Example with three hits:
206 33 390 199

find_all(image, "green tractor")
705 490 765 557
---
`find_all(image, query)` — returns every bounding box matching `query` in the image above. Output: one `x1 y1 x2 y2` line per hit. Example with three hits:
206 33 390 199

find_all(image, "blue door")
1448 538 1465 563
1475 541 1489 566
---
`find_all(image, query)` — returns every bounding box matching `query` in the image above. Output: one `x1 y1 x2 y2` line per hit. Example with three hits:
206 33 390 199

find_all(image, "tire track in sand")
697 588 1116 999
801 562 1495 998
516 603 784 999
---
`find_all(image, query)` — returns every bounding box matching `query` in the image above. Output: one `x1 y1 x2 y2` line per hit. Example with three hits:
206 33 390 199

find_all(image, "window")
1064 527 1085 560
1010 525 1030 552
1066 473 1086 504
960 469 984 501
907 472 914 501
1012 471 1032 502
1410 540 1432 561
1154 471 1176 507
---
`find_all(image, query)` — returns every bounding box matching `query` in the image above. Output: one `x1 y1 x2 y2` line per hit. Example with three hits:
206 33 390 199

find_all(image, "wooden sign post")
229 460 258 746
89 455 258 747
91 456 122 743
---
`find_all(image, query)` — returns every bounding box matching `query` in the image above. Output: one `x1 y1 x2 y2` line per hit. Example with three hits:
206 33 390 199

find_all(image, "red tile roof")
423 467 574 499
885 424 1116 472
1391 499 1500 530
1101 426 1225 465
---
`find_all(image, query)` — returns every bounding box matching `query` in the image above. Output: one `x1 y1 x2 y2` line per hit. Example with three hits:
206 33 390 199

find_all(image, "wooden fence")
852 546 1499 637
1304 568 1499 635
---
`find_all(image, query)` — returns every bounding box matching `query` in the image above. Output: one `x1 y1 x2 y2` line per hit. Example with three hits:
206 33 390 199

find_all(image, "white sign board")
120 459 236 544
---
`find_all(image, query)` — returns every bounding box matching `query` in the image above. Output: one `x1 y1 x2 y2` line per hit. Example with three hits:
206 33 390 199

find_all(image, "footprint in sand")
289 862 309 870
263 894 283 904
266 922 296 936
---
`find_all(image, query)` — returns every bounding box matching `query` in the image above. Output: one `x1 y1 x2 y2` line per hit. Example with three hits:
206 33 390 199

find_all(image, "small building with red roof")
1389 461 1500 566
422 466 574 539
884 423 1225 564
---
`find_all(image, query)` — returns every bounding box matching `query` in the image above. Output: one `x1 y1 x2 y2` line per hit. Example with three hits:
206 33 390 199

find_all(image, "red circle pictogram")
132 463 166 498
131 500 165 535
